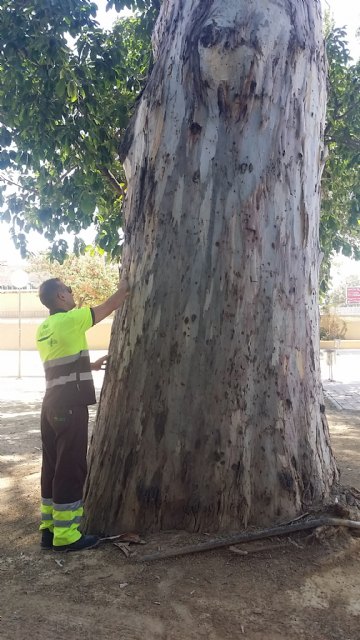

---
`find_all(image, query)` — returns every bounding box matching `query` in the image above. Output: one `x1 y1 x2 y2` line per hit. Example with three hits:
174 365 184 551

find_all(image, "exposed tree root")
136 517 360 562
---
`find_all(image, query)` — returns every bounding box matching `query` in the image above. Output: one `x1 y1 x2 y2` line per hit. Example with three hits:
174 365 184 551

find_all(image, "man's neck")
49 308 68 315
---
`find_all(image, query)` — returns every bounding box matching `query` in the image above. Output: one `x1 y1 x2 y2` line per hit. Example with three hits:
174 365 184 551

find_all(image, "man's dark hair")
39 278 62 309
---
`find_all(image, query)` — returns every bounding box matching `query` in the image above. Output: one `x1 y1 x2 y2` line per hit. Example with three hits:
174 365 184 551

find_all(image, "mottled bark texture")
85 0 338 534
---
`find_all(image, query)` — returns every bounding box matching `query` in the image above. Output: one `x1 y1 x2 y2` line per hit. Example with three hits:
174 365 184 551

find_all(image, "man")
36 275 128 552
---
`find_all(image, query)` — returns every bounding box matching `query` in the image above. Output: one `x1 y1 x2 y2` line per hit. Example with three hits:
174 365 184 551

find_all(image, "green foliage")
27 250 119 306
107 0 160 35
0 0 155 259
320 19 360 292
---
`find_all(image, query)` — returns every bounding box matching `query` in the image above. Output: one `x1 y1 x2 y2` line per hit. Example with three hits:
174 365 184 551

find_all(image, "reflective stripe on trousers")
39 497 83 546
39 497 54 532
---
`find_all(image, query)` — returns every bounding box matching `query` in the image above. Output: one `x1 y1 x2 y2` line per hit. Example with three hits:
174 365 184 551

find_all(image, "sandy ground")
1 386 360 640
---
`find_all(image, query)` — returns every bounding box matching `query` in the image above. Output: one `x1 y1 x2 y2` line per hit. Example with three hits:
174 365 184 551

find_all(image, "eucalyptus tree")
84 0 338 533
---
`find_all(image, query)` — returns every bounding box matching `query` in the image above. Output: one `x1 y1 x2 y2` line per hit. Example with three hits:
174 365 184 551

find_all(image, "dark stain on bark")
240 163 248 174
309 343 315 370
118 112 135 162
125 159 156 240
181 451 192 483
238 103 248 121
136 480 162 508
185 494 201 516
303 480 315 502
279 470 294 491
218 83 231 119
200 23 222 48
154 410 167 444
214 429 222 448
231 461 244 478
111 489 124 526
169 341 181 364
250 80 257 94
190 122 202 136
123 449 135 485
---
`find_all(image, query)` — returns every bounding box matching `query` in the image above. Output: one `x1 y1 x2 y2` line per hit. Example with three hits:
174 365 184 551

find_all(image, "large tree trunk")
84 0 338 534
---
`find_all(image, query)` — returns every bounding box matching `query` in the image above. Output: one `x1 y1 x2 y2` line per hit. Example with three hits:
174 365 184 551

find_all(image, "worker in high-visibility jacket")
36 275 129 551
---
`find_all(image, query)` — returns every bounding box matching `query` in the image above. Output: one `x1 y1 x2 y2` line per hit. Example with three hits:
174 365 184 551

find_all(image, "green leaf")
0 127 12 147
55 78 66 98
67 80 78 102
80 192 96 215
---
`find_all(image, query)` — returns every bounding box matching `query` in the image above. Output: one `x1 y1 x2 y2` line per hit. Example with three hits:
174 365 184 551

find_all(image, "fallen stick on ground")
229 541 291 555
135 517 360 562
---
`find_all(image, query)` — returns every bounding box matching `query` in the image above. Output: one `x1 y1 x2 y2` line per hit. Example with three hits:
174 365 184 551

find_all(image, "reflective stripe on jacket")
36 307 96 408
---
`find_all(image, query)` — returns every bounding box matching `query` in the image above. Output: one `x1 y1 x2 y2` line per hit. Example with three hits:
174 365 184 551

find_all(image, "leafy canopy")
320 18 360 291
0 1 359 284
0 0 158 259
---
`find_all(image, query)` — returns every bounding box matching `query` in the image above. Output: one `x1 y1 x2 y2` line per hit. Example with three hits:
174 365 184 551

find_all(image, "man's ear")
56 289 65 301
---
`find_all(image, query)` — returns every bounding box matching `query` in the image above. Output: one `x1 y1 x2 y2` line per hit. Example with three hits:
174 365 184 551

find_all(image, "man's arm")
92 276 129 325
91 355 108 370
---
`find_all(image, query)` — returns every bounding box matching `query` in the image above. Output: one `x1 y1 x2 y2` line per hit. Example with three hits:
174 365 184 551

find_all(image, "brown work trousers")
40 404 89 504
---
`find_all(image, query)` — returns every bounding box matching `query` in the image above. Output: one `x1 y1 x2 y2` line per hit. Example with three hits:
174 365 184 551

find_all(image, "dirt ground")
1 392 360 640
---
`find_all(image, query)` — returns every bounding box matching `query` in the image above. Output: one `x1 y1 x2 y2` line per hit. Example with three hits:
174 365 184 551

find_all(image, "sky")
322 0 360 60
0 0 359 277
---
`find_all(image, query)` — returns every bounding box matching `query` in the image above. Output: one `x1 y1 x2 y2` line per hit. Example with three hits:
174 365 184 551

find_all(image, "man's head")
39 278 76 312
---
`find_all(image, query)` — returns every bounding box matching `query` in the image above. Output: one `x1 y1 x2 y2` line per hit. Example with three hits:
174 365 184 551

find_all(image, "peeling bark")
85 0 338 535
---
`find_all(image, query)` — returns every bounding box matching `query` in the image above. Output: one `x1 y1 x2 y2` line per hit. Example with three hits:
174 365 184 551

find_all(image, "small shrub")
320 314 347 340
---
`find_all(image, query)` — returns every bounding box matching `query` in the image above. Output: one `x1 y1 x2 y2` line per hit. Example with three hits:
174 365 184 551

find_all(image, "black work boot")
53 534 99 552
40 529 54 550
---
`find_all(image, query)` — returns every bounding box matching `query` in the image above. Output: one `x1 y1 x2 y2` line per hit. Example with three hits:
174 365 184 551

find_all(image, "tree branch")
99 166 126 197
136 517 360 562
0 173 36 194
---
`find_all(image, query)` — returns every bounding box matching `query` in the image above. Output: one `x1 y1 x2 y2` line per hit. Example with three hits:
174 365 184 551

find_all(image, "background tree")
324 272 360 307
0 0 156 259
83 0 338 534
320 19 360 292
26 251 119 306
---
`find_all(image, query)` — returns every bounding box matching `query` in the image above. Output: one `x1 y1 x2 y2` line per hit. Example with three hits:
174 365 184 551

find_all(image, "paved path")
322 382 360 411
320 349 360 411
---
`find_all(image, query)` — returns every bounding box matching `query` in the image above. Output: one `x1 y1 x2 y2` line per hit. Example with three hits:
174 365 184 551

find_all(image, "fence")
0 290 112 350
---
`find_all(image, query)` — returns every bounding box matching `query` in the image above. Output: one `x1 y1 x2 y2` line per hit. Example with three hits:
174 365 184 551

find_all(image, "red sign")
346 287 360 304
